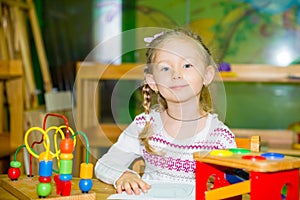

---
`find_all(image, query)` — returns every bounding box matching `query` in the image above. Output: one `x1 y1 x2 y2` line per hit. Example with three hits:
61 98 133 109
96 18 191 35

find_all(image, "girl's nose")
172 69 182 80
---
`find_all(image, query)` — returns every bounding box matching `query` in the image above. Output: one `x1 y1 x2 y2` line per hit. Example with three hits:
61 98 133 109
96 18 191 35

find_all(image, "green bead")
59 159 73 174
37 183 52 197
10 161 21 168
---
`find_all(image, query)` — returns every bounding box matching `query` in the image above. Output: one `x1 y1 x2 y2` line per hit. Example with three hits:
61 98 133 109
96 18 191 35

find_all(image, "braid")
142 84 151 115
139 84 156 153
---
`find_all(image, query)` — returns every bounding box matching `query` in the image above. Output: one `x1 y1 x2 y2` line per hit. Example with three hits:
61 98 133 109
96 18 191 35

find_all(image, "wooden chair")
132 136 261 175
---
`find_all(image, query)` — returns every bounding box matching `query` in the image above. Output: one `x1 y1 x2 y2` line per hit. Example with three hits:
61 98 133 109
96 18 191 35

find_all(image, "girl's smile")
169 84 189 90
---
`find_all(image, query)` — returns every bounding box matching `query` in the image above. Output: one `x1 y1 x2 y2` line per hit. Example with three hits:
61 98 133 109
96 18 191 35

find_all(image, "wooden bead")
38 152 52 162
59 160 72 174
79 179 93 193
59 153 73 160
59 174 72 181
39 176 51 183
80 163 93 179
37 183 52 197
60 138 74 153
10 161 21 168
8 167 20 181
39 160 53 177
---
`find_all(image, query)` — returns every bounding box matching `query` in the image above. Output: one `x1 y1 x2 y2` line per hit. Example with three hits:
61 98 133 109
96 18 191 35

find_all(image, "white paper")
107 180 195 200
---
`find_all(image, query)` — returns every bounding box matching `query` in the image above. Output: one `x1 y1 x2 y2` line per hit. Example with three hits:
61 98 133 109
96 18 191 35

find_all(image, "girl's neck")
166 100 204 121
162 110 207 139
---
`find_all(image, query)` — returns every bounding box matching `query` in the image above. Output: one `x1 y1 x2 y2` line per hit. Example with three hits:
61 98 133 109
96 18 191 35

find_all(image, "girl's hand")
116 171 151 195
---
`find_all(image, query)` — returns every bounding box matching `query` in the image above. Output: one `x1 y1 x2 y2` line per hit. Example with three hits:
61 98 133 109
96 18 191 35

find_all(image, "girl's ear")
204 65 215 85
145 74 158 91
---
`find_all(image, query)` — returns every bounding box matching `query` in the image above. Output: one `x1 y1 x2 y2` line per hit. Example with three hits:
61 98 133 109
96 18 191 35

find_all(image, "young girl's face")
146 36 214 104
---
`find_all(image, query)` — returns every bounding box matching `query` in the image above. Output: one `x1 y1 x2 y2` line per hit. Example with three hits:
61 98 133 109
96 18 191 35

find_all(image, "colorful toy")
218 62 237 78
8 113 93 198
194 149 300 200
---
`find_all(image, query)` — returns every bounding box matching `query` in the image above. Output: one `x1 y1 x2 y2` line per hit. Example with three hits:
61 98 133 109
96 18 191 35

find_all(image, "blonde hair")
139 28 217 153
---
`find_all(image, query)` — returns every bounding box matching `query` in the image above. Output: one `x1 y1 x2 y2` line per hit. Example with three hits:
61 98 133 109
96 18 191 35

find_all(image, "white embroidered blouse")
95 110 236 186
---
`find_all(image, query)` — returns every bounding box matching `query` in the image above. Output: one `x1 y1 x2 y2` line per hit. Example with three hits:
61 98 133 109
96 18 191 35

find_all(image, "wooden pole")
13 7 38 108
26 0 53 92
0 5 9 59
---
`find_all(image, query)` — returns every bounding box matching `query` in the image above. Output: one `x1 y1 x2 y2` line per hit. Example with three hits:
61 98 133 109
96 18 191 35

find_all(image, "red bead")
8 167 20 181
39 176 51 183
60 139 74 153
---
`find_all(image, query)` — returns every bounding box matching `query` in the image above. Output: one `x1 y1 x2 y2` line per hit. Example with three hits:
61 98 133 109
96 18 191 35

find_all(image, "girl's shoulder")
133 110 162 127
208 113 235 137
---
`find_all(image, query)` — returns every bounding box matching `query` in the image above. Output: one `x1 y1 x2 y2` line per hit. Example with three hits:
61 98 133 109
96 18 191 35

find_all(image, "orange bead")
80 163 93 179
59 153 73 160
60 138 74 153
39 152 52 162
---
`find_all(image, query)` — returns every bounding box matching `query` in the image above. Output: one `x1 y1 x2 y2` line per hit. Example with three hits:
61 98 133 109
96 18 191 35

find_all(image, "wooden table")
0 175 115 200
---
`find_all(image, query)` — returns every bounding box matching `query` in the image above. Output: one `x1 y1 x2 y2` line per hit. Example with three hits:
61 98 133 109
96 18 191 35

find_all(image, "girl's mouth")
169 84 189 90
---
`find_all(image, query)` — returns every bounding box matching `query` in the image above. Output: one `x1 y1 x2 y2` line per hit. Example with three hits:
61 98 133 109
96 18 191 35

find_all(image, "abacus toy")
7 113 94 199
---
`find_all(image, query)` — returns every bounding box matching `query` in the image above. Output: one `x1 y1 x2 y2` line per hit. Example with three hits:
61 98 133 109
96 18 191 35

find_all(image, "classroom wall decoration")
136 0 300 66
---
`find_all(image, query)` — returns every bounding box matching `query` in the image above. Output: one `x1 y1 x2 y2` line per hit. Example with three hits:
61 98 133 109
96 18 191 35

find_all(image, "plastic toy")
218 62 237 78
7 113 93 198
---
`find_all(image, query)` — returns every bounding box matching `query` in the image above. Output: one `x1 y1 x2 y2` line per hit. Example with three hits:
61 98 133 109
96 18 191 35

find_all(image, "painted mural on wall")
137 0 300 66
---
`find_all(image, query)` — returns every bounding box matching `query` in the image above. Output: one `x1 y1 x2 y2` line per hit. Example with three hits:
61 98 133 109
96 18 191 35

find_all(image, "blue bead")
59 174 72 181
79 179 93 193
39 161 53 177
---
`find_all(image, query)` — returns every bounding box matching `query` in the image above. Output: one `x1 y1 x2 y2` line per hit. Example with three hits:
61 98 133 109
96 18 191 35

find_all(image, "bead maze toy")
194 148 300 200
7 113 95 199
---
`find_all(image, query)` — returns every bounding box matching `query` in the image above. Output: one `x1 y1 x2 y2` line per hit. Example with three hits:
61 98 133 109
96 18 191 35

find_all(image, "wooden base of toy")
0 176 96 200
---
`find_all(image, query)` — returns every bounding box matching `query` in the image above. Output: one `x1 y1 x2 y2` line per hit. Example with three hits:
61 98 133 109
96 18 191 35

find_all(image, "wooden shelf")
77 62 300 83
0 60 23 79
221 64 300 83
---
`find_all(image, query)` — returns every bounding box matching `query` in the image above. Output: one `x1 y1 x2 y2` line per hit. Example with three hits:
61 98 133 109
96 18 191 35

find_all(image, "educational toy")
194 149 300 200
7 113 94 199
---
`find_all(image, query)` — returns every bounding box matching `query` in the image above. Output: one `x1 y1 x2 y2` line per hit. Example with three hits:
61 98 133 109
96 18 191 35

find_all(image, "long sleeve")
94 119 143 185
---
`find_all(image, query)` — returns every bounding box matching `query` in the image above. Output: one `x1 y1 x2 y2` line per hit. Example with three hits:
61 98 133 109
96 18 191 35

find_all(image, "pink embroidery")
135 115 154 126
150 136 219 150
143 149 196 173
210 128 235 142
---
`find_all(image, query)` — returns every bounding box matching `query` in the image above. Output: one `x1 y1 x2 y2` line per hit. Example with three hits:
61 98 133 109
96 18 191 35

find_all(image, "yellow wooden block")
206 180 250 200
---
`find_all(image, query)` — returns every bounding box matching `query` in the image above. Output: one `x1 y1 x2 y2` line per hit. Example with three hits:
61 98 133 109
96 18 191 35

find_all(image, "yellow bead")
39 152 52 162
59 153 73 160
80 163 93 179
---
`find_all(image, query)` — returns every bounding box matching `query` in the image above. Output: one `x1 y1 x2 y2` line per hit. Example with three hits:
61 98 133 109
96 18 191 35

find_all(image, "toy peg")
54 175 72 196
79 163 94 193
8 161 21 181
61 181 72 196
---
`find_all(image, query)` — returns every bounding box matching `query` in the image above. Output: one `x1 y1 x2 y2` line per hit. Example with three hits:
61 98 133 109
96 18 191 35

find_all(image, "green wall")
225 82 300 129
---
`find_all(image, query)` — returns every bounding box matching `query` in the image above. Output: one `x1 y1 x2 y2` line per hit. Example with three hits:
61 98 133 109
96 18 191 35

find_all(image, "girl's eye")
183 64 193 68
160 66 170 71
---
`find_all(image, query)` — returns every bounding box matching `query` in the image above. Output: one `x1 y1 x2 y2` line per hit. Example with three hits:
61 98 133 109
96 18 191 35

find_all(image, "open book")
107 180 195 200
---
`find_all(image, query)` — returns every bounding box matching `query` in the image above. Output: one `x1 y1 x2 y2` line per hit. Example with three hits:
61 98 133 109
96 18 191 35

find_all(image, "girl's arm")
94 118 144 184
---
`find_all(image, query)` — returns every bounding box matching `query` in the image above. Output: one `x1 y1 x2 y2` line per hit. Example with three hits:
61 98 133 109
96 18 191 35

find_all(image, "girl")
95 28 236 195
